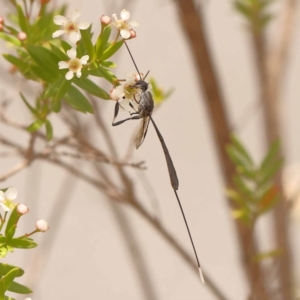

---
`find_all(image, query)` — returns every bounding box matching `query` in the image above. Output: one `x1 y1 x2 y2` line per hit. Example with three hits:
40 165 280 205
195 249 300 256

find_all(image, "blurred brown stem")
250 0 297 298
175 0 270 298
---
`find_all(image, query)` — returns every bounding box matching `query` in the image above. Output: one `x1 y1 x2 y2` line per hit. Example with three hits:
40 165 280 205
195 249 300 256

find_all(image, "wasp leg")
112 102 141 126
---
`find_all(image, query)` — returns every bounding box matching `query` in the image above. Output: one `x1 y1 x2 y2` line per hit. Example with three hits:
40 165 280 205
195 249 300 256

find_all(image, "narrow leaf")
45 120 53 141
80 27 95 59
74 77 110 99
102 40 123 60
95 26 111 59
5 207 20 238
26 120 44 132
7 281 32 294
17 5 29 34
64 86 94 113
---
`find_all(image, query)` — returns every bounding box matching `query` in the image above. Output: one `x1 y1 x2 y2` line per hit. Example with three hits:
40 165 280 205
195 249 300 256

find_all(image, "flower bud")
0 16 3 24
129 29 136 39
18 32 27 41
100 15 111 25
17 204 29 215
36 219 49 232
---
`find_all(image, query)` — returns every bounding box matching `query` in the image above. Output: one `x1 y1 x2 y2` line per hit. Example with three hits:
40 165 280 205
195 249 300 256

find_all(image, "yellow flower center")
68 58 81 72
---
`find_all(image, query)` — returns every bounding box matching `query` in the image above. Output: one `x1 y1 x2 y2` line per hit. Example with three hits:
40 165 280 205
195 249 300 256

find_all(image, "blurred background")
1 0 300 299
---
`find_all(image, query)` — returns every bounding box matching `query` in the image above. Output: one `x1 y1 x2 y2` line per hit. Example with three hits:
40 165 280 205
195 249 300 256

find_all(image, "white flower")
0 187 17 212
36 220 49 232
52 10 90 44
58 48 89 80
17 204 29 215
110 72 141 111
112 9 139 39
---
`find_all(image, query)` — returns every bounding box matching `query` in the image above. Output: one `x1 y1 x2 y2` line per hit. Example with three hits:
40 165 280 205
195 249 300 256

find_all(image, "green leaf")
8 238 37 249
64 86 94 113
7 281 32 294
0 34 21 46
44 77 65 98
5 296 15 300
5 207 20 238
259 159 283 187
0 268 19 293
260 139 280 174
45 120 53 141
20 93 38 116
0 236 5 243
226 145 255 179
95 26 111 59
80 27 95 59
26 120 44 132
0 264 24 278
2 54 27 71
74 77 110 99
89 66 117 84
230 135 254 166
17 4 29 34
49 43 68 61
102 40 123 60
51 97 61 113
100 60 116 68
6 225 16 241
27 45 60 82
61 40 72 53
54 78 72 104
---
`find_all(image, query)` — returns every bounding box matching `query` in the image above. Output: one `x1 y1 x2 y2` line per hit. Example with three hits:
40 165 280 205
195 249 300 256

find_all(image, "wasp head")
134 80 148 92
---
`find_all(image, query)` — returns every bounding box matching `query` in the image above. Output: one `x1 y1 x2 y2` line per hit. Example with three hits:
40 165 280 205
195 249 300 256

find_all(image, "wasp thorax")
135 80 148 92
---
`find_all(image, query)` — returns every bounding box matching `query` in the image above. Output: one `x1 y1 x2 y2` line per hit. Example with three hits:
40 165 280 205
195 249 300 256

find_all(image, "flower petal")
118 98 132 111
125 72 135 84
80 55 89 65
121 9 130 21
76 70 82 78
5 187 17 200
58 61 69 69
52 30 65 38
69 32 81 44
0 191 5 201
70 10 81 22
53 15 68 25
78 21 90 30
67 48 77 59
111 86 125 100
0 203 10 212
65 71 74 80
120 29 130 39
129 21 139 28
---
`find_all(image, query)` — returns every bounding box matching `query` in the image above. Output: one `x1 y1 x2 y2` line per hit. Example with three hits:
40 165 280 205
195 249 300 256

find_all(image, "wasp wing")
135 112 151 149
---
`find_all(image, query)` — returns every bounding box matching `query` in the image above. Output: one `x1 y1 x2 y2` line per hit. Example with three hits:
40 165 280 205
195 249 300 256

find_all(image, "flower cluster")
110 72 142 111
0 186 49 232
52 9 139 80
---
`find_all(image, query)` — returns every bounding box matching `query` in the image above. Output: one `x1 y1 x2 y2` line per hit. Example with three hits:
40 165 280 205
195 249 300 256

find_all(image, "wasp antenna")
143 70 150 81
124 41 142 79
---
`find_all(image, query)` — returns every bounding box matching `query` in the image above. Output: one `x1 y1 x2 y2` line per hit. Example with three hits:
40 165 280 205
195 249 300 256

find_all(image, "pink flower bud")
36 219 49 232
17 204 29 215
18 32 27 41
100 15 111 25
135 72 143 81
129 29 136 39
